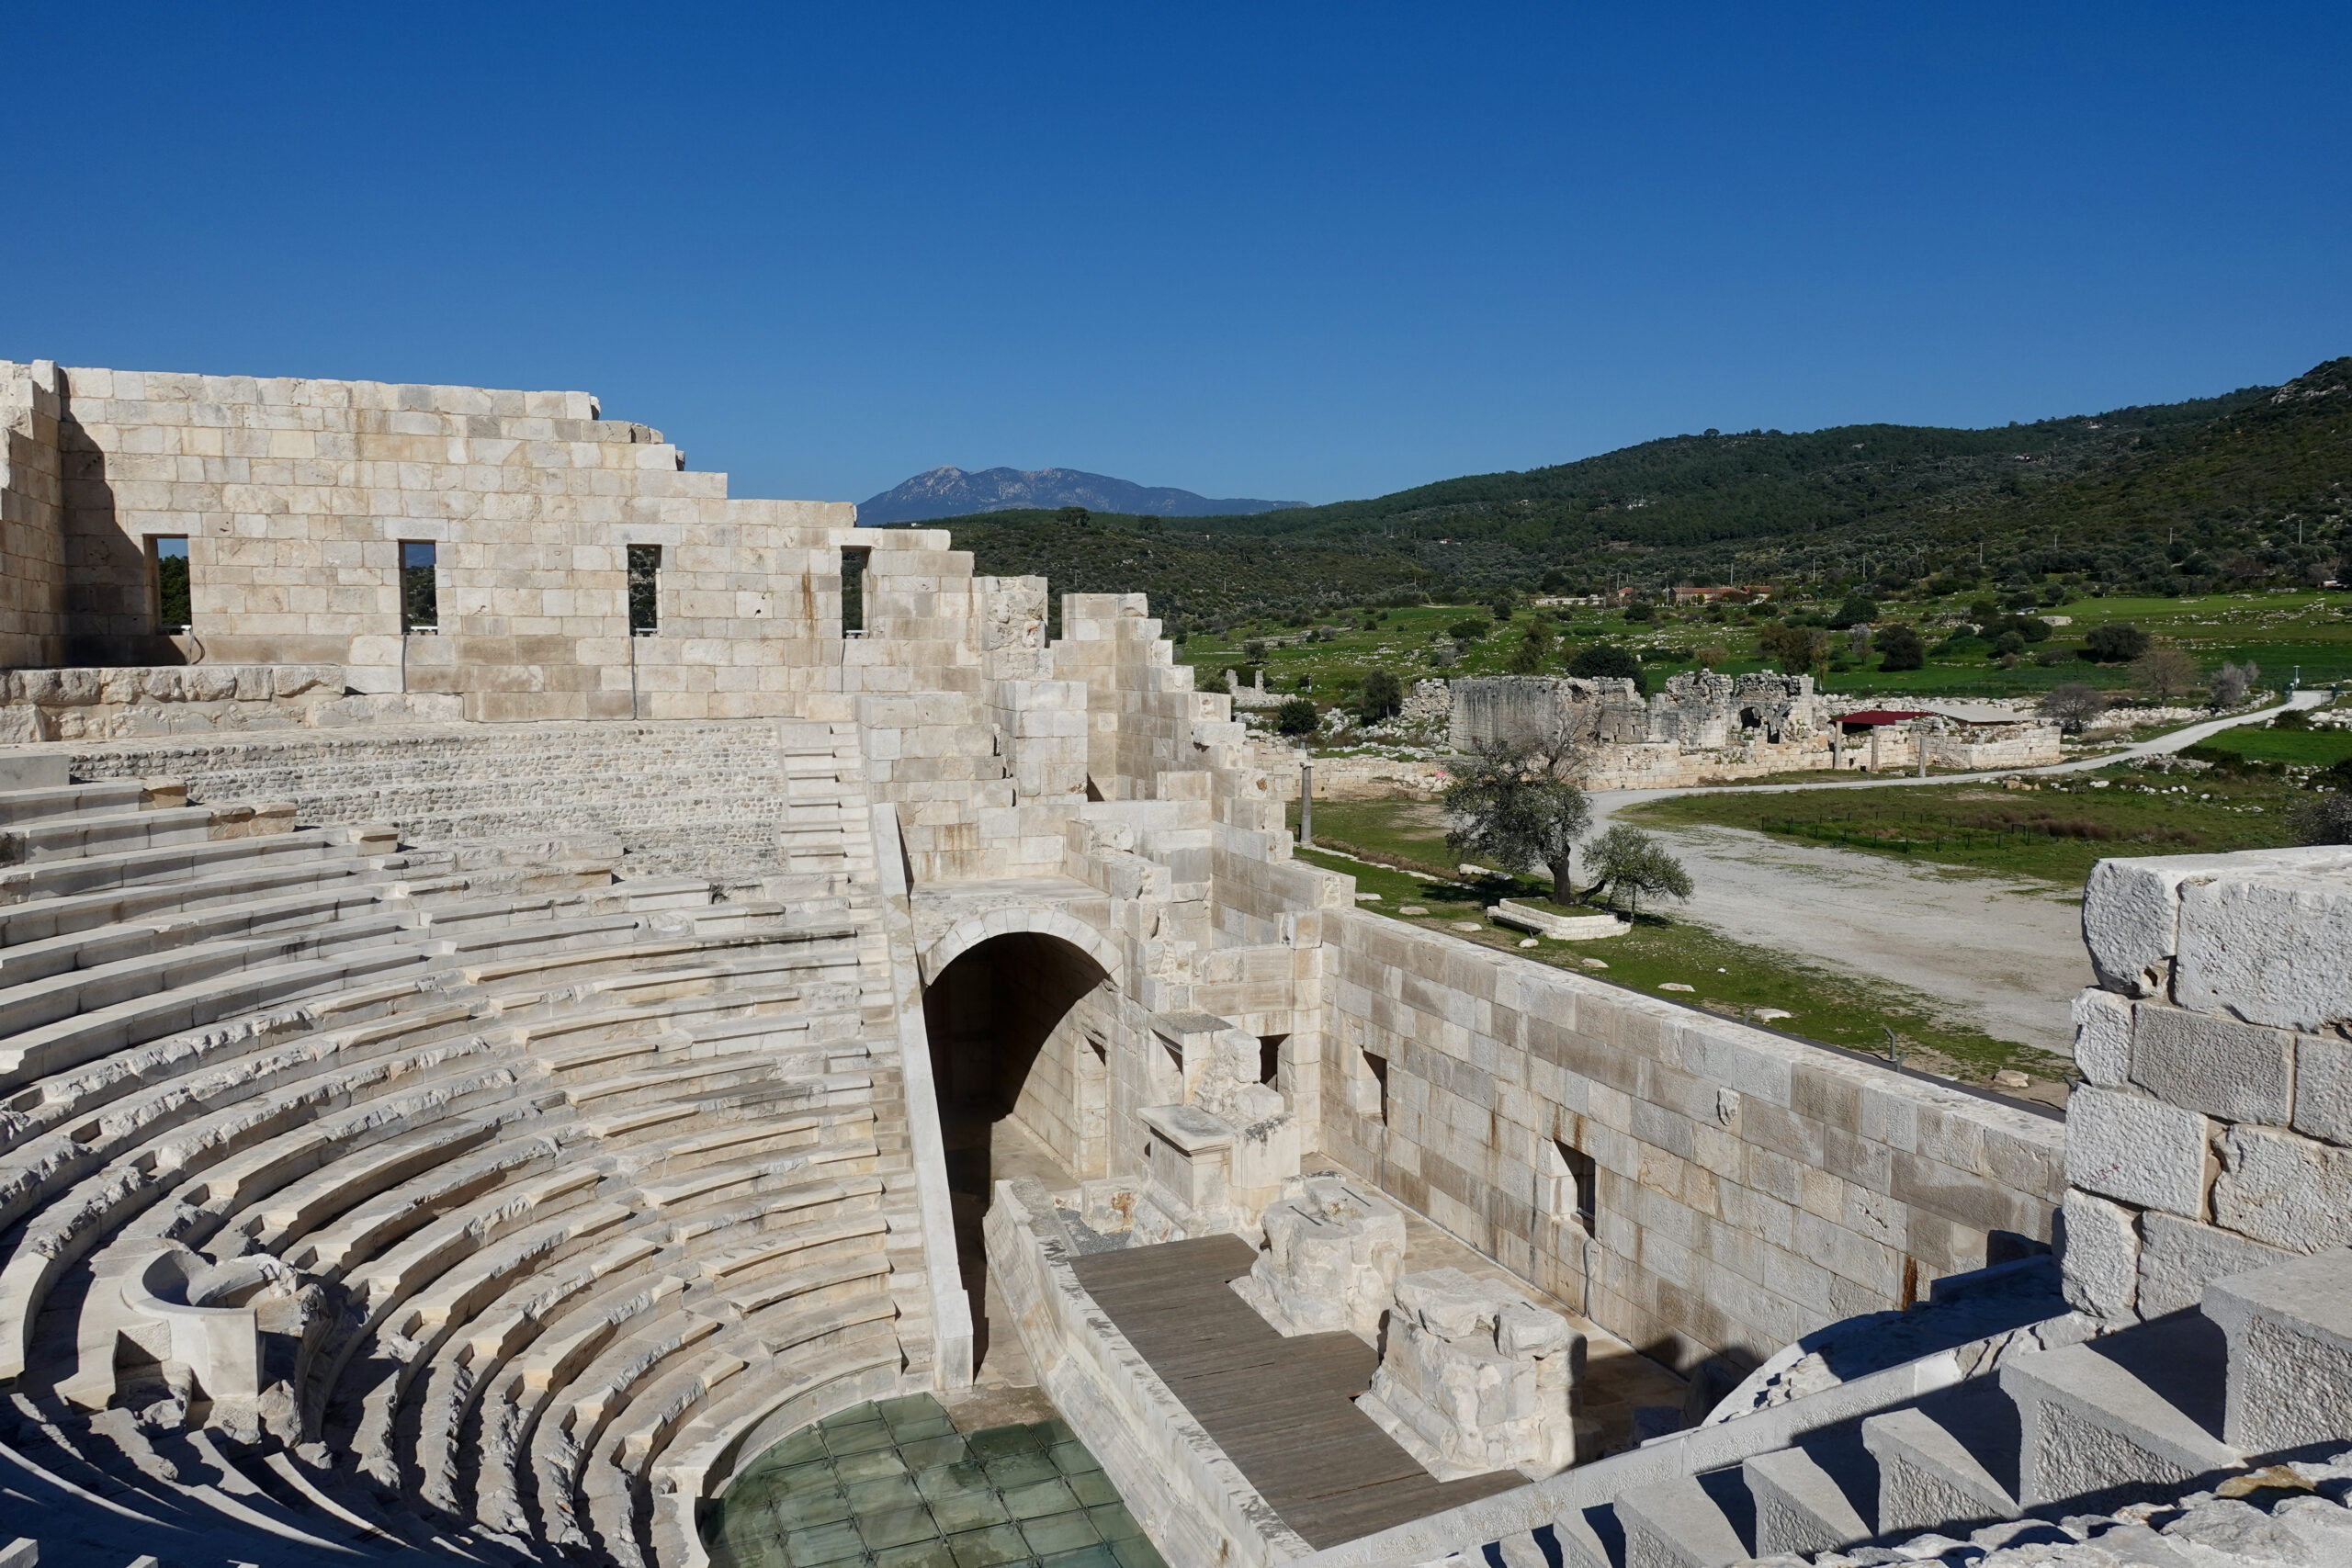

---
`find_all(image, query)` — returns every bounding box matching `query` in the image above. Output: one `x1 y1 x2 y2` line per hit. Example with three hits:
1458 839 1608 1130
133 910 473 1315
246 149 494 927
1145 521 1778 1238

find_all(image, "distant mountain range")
858 466 1304 525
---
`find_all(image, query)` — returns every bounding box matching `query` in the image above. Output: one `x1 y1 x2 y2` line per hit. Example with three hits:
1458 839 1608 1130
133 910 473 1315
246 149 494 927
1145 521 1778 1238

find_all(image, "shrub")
1623 603 1656 623
1829 594 1877 629
2131 645 2199 702
2086 623 2150 662
2210 660 2259 708
1568 641 1646 693
1506 615 1558 675
1357 669 1403 724
2041 682 2110 733
2292 791 2352 846
1274 697 1319 737
1875 624 1926 671
1488 589 1519 621
1243 639 1266 662
1446 618 1489 643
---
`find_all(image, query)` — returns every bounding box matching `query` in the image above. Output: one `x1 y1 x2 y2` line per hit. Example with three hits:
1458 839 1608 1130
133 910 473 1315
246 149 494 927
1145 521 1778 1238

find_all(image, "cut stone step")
1743 1431 1876 1558
2202 1246 2352 1458
2000 1312 2238 1511
1613 1469 1756 1567
1862 1383 2022 1539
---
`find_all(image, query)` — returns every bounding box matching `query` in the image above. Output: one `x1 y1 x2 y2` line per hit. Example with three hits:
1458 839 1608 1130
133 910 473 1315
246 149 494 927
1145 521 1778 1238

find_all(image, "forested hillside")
877 359 2352 630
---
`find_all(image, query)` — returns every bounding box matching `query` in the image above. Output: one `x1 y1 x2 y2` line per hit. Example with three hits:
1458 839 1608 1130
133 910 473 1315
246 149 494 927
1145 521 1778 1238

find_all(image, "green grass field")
1175 589 2352 723
1292 841 2069 1087
1621 771 2310 886
2184 725 2352 768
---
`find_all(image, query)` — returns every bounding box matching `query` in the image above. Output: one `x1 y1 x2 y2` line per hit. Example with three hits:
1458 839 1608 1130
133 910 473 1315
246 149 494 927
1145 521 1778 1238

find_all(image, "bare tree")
2131 644 2199 703
2208 660 2260 709
2039 682 2111 734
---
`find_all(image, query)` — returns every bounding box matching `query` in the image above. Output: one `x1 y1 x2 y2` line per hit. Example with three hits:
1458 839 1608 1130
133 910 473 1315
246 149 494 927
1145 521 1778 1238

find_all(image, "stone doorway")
922 931 1114 1380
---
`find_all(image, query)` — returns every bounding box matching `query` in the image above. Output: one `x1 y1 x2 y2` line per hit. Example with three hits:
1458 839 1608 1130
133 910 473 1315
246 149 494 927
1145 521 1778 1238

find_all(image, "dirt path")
1588 797 2088 1051
1570 689 2335 1055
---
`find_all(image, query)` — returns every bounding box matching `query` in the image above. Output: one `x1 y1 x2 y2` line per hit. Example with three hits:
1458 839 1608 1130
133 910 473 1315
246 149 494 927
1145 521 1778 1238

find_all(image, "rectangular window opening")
842 547 870 637
1364 1051 1389 1124
1258 1034 1287 1088
400 540 438 632
628 544 662 635
150 536 190 633
1547 1139 1598 1231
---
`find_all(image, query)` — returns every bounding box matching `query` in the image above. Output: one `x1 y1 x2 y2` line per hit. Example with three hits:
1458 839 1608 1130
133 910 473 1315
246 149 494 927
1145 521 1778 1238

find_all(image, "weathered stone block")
2173 849 2352 1032
2134 1212 2299 1320
2130 1003 2295 1124
2294 1032 2352 1148
1356 1267 1586 1481
1230 1174 1406 1341
2059 1188 2138 1321
2064 1087 2211 1219
2072 987 2132 1088
2201 1246 2352 1455
2212 1124 2352 1253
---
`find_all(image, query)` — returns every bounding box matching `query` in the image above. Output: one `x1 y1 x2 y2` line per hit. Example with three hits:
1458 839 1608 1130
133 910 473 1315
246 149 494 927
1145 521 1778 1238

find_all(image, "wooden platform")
1069 1234 1524 1548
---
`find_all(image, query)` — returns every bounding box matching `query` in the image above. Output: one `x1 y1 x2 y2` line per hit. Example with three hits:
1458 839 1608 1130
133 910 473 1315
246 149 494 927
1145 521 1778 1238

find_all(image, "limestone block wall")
1318 909 2065 1378
2062 847 2352 1323
0 663 459 742
1057 594 1220 799
1928 724 2064 770
5 364 1011 723
0 361 67 669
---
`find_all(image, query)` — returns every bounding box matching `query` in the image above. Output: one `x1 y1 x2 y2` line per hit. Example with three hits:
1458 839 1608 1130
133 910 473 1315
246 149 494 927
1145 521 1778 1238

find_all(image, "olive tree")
1580 824 1693 918
2039 682 2111 734
1441 739 1590 904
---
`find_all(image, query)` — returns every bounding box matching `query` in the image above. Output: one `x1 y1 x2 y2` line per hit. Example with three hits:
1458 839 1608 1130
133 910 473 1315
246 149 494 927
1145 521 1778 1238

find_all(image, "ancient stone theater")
0 358 2345 1567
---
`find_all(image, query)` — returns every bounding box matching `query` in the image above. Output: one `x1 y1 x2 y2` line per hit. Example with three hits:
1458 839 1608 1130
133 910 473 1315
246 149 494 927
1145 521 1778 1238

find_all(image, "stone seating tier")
62 721 810 877
0 769 932 1566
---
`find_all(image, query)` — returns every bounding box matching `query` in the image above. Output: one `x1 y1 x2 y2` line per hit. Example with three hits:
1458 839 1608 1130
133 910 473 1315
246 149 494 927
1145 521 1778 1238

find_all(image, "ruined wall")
1319 909 2065 1378
2062 846 2352 1323
8 364 1003 723
0 362 67 670
1450 671 1838 787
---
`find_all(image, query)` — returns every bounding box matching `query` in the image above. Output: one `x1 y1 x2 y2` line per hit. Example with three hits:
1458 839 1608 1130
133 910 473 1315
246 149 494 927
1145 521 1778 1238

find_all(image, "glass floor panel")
703 1393 1169 1568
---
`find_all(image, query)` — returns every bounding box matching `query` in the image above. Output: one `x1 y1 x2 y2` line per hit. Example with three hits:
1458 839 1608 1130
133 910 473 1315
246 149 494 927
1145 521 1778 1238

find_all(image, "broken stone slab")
1356 1266 1587 1482
1487 900 1629 941
1230 1173 1406 1342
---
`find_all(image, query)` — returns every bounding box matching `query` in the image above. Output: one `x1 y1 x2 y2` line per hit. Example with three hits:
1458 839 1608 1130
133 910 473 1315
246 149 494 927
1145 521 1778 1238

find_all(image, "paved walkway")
1585 690 2333 1055
1069 1235 1523 1547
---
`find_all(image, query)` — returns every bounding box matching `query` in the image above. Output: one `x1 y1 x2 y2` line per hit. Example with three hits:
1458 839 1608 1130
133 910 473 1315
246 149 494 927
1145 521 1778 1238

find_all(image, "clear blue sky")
7 4 2347 508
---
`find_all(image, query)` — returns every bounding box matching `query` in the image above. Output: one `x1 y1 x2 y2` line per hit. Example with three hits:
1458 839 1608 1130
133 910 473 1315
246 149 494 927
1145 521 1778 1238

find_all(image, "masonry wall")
0 362 67 670
6 364 1007 723
1318 909 2065 1377
2062 846 2352 1324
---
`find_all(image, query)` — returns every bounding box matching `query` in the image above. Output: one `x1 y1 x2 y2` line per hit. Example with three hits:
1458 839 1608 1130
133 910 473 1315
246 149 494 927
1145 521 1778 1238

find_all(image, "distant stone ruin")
0 360 2340 1568
1448 671 2060 785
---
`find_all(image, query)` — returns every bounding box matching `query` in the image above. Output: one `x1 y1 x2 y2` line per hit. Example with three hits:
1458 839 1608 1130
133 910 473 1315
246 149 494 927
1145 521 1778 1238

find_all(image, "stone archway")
919 928 1117 1376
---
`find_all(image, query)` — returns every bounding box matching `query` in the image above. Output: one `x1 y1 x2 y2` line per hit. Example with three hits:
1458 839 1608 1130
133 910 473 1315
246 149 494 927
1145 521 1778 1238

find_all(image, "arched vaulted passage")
919 927 1118 1374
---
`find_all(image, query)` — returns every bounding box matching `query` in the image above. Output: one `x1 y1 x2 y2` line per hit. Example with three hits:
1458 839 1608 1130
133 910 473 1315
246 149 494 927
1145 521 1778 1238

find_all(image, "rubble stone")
1357 1267 1586 1482
1230 1173 1407 1341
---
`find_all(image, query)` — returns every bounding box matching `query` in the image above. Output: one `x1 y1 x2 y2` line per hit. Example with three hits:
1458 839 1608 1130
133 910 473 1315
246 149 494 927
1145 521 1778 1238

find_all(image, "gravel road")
1584 688 2334 1055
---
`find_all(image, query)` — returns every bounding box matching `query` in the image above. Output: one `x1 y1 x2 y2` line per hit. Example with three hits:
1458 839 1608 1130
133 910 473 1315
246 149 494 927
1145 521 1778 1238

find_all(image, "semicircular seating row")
0 761 927 1567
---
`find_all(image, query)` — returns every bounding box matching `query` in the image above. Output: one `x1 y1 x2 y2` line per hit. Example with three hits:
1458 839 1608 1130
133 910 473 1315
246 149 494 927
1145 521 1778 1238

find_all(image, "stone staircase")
61 721 797 876
1440 1248 2351 1567
0 750 938 1566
